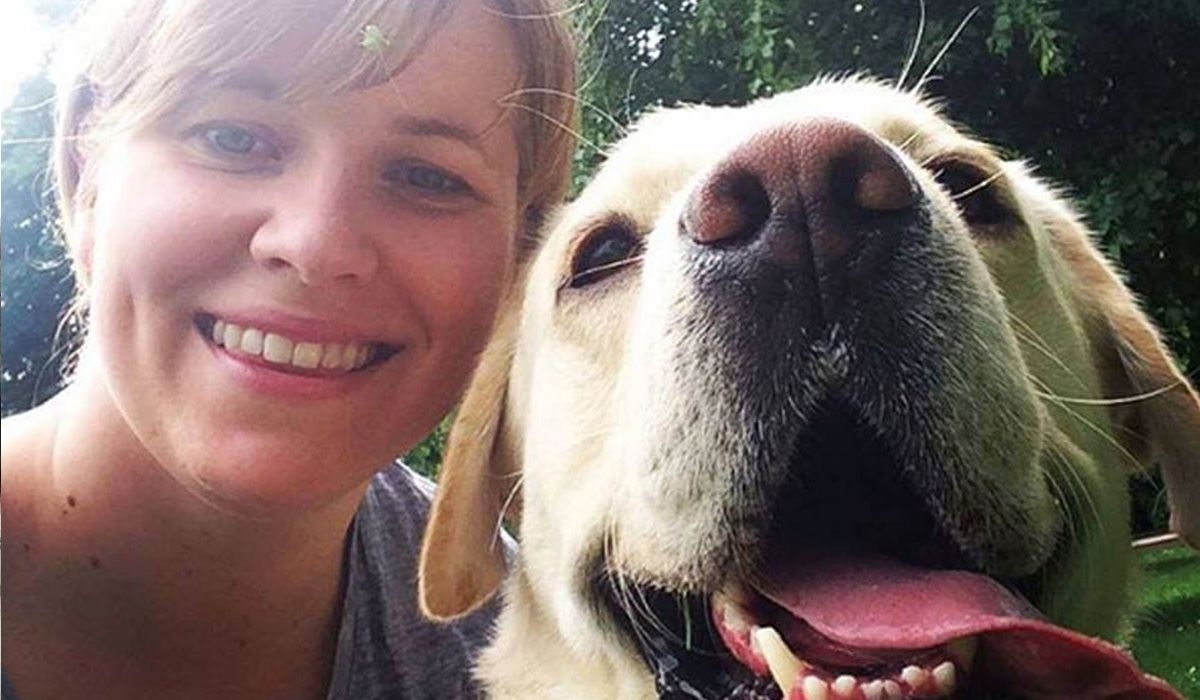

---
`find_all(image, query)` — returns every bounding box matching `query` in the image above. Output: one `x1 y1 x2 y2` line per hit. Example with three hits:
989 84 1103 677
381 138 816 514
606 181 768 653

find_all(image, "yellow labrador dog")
419 78 1198 699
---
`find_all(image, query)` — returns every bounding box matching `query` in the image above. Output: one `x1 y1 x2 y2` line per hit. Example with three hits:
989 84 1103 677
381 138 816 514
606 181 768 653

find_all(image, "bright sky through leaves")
1 1 55 113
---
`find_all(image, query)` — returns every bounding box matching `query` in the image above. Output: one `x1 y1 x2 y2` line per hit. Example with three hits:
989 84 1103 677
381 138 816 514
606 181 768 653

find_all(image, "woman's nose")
249 165 381 286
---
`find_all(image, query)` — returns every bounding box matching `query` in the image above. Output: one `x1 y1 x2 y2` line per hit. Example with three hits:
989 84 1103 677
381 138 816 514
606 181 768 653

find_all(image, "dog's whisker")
576 10 615 97
1011 327 1085 389
504 86 627 137
631 584 688 645
481 0 587 20
915 6 980 93
896 0 927 92
1005 310 1090 388
493 471 525 547
1034 380 1186 407
626 587 677 648
1046 428 1102 532
1034 376 1149 472
559 254 646 291
601 523 685 650
1028 371 1148 451
1046 443 1092 536
919 153 940 168
1041 458 1080 546
628 583 686 643
1045 441 1108 556
603 525 701 650
898 125 927 154
949 323 1052 453
499 99 605 155
603 528 652 646
950 169 1006 200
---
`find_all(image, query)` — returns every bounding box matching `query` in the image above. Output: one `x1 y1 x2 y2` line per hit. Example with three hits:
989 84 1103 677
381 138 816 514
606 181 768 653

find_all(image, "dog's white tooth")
946 636 978 671
900 665 928 691
212 319 226 345
861 680 885 700
882 680 903 699
801 675 828 700
932 661 956 696
831 675 857 698
752 627 804 693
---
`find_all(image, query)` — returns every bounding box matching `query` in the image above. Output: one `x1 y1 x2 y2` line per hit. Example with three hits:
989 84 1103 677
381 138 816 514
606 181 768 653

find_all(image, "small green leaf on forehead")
360 24 391 53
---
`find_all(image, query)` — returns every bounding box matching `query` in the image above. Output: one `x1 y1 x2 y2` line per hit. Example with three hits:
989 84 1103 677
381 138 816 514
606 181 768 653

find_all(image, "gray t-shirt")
327 462 502 699
2 462 501 700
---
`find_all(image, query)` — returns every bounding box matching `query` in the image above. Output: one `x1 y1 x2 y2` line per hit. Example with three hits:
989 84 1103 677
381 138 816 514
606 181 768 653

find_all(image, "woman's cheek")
403 207 516 329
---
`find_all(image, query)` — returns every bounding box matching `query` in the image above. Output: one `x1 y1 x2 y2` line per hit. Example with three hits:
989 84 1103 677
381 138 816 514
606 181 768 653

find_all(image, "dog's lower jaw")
477 569 656 699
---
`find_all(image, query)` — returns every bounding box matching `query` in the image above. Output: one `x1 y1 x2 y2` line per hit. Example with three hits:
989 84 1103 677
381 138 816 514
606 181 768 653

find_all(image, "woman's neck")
2 372 369 699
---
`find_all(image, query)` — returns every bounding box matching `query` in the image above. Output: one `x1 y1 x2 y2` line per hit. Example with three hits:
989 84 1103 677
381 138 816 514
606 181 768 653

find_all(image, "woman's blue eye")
203 126 262 156
387 163 468 195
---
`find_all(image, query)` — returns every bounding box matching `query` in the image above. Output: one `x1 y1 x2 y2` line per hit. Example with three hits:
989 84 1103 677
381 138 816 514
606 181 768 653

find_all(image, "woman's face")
78 2 521 515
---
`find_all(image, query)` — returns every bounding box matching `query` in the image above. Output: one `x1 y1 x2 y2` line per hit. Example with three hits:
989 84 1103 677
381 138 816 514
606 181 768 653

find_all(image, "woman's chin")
169 443 378 521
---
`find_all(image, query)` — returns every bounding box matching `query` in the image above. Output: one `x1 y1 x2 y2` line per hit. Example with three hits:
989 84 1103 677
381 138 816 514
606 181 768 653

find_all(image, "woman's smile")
197 313 401 374
193 310 406 401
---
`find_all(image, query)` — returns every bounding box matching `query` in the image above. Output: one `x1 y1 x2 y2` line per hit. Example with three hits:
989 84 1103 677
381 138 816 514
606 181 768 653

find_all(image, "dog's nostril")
830 151 917 215
685 171 772 246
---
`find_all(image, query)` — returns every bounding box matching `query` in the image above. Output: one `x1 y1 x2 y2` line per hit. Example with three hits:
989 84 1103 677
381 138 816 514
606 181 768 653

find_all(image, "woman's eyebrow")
391 115 490 158
219 73 282 100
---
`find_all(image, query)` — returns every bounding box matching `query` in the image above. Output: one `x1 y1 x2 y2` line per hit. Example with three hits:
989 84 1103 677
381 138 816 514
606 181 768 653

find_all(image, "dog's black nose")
683 118 916 320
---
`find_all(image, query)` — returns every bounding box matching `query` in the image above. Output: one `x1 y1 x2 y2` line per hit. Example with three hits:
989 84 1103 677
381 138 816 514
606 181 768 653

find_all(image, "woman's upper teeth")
211 319 374 371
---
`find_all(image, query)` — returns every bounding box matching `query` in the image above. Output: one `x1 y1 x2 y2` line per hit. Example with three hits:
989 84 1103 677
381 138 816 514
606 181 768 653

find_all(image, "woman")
0 0 575 698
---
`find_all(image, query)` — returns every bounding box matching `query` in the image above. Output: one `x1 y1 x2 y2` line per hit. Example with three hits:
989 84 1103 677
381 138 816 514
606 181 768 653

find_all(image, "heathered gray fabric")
2 462 504 700
326 461 504 700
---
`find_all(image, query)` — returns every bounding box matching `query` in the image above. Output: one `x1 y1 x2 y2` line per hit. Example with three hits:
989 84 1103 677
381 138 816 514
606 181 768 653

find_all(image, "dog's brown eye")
930 159 1014 231
568 221 642 288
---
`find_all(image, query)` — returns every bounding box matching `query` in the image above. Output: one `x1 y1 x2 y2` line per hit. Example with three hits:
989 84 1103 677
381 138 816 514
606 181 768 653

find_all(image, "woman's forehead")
199 1 519 120
190 4 520 145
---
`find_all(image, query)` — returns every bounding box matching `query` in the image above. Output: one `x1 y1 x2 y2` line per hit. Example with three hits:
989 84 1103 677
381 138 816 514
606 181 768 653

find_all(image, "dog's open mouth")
599 404 1179 699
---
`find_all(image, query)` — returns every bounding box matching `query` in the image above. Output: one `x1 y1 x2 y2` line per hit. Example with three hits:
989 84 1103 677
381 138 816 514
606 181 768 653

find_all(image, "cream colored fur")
418 78 1200 698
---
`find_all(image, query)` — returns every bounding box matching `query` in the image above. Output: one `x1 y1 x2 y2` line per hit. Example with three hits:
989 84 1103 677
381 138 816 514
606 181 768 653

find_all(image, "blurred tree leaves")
2 72 75 414
571 0 1198 375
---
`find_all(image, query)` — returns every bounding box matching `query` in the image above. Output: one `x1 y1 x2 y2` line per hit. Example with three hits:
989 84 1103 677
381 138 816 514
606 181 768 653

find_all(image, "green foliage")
988 0 1067 74
404 415 450 479
572 0 1199 384
2 73 76 416
1132 545 1200 695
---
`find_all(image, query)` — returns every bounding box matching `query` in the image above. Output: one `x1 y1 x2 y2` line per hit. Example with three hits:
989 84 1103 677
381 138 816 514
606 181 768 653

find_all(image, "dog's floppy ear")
1051 214 1200 550
419 291 522 620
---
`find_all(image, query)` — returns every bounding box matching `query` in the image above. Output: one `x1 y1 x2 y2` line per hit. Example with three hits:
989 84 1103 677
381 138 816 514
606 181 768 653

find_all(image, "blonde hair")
53 0 577 260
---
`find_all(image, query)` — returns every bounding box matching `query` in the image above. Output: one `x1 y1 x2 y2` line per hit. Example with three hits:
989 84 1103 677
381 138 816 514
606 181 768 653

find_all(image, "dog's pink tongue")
758 552 1182 699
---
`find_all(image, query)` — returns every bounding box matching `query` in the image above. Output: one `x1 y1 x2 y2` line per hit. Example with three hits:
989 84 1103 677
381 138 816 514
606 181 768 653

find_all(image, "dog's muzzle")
607 119 1181 700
